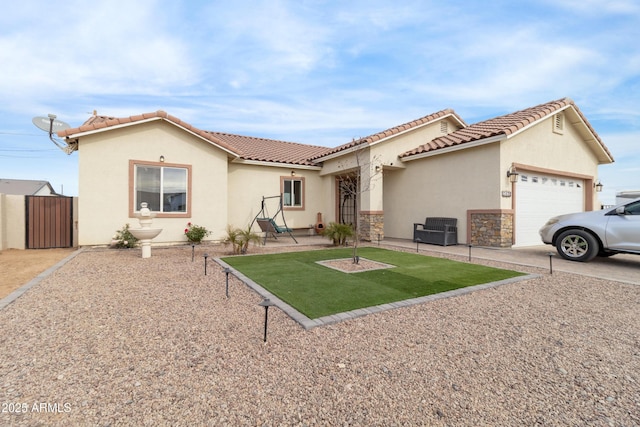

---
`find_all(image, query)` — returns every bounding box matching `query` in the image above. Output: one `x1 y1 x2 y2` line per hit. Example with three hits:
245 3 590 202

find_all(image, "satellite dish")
32 115 71 133
31 114 75 155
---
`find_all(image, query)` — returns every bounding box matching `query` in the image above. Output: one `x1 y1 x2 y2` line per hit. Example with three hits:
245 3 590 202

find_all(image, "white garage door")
515 172 584 247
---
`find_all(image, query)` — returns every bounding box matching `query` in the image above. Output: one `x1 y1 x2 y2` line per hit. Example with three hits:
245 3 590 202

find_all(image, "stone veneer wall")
358 212 384 242
469 211 514 247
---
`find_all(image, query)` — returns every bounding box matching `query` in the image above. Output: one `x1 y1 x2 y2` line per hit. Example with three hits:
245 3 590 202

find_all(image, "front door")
338 177 358 227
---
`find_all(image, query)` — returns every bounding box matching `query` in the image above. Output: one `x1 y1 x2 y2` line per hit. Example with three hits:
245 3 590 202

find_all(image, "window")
130 161 191 217
282 177 304 209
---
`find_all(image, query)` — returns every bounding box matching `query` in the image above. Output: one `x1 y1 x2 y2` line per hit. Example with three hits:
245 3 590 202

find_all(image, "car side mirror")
616 206 626 215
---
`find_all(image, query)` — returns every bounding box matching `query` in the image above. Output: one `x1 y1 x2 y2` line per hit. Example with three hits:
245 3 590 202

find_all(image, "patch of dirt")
317 257 395 273
0 248 76 299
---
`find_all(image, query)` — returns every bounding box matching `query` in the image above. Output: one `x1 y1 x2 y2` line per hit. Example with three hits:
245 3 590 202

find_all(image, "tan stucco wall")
0 194 26 250
383 144 501 242
78 121 229 245
227 163 332 233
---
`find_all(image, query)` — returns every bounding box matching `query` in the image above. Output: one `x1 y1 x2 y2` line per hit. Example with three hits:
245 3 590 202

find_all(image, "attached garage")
514 171 585 247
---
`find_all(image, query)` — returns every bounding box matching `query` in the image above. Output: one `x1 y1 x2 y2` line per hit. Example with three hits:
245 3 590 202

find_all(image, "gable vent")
553 113 564 134
440 121 448 134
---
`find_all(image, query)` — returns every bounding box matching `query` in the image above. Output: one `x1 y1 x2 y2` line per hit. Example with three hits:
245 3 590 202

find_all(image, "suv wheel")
556 229 599 262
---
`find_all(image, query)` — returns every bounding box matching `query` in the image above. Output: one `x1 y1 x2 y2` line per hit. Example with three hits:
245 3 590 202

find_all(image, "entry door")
338 177 358 227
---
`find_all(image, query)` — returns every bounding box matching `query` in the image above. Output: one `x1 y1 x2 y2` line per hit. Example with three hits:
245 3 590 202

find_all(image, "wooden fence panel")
25 196 73 249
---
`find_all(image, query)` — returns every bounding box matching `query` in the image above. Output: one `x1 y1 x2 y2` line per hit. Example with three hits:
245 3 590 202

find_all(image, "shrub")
184 222 210 243
112 224 138 248
321 222 354 246
223 225 261 254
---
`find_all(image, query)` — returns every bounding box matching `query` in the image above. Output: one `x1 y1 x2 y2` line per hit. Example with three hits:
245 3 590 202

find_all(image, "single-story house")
57 97 613 248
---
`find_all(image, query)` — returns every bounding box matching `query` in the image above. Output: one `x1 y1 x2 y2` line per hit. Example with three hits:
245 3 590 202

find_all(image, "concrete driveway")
382 238 639 285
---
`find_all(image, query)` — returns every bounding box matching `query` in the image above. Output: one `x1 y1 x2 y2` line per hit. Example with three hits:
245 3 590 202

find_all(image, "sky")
1 0 639 204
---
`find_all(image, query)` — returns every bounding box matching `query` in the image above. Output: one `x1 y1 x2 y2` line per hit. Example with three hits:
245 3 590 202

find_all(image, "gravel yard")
1 244 638 426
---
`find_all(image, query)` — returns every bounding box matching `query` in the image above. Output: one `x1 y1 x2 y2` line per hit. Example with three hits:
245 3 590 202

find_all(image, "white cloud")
0 0 198 102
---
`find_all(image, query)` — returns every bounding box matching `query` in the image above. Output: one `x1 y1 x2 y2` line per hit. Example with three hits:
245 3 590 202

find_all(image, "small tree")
336 140 382 263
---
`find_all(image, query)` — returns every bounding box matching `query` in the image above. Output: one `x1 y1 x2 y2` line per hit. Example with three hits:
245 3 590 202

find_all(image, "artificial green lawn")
222 247 525 319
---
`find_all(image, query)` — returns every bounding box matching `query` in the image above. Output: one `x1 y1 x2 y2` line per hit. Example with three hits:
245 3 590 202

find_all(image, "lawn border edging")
215 256 539 330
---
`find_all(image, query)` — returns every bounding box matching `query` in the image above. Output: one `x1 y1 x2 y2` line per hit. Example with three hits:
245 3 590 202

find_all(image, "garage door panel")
515 173 584 247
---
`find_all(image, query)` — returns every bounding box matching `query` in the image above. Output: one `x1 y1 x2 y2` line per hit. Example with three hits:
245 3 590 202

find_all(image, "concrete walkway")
381 238 639 286
259 235 639 285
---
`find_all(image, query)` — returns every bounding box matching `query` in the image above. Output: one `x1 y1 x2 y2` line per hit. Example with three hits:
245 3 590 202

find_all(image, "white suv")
539 198 640 262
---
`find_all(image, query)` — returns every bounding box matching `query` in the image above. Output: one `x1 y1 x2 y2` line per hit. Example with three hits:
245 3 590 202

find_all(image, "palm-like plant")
321 222 354 246
223 225 261 254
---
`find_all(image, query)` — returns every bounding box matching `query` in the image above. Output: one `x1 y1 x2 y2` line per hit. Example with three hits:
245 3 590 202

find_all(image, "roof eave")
313 110 466 162
562 106 614 164
231 158 322 170
61 116 241 158
401 134 506 162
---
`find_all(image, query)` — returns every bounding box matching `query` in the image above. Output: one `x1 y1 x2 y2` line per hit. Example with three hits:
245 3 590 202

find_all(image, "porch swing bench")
255 217 298 244
250 194 299 245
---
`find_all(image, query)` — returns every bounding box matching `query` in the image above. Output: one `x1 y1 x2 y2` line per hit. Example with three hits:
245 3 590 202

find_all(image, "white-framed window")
130 160 191 217
282 177 304 209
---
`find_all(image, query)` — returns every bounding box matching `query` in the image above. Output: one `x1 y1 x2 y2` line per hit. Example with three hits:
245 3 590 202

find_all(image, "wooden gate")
25 196 73 249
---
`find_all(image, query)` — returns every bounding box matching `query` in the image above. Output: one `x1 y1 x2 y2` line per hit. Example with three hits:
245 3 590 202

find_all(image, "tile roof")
205 132 330 166
310 109 465 160
57 98 612 167
59 111 330 166
58 111 240 156
401 98 613 160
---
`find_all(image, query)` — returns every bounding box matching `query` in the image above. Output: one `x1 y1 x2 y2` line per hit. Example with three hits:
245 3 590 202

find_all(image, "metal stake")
468 244 472 262
415 238 421 253
191 243 195 262
548 252 555 274
203 253 209 275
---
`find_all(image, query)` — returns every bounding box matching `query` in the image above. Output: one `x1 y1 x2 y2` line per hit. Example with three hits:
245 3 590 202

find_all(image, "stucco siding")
227 163 331 233
384 144 501 242
78 121 229 245
0 194 26 250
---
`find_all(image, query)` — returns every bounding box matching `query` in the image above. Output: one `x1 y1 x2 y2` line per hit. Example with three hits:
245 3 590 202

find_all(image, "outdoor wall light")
375 165 381 172
507 169 519 183
594 181 603 192
159 155 165 163
291 170 296 177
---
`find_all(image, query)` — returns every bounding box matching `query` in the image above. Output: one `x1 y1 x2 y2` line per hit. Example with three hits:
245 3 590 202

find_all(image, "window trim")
280 176 305 211
129 160 192 218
